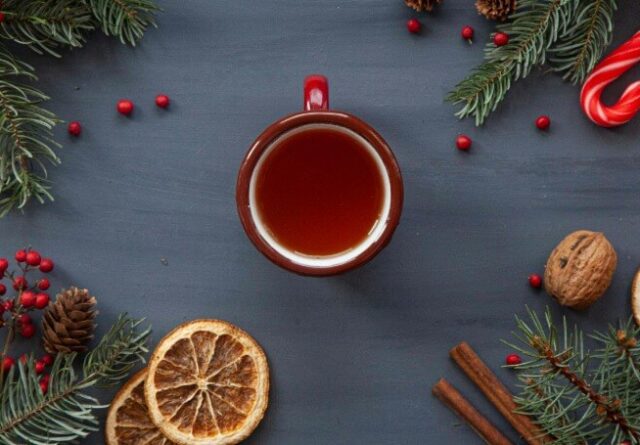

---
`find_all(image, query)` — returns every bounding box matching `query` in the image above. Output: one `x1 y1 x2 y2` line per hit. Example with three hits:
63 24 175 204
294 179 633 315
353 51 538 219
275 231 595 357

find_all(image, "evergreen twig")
507 307 640 444
0 314 150 444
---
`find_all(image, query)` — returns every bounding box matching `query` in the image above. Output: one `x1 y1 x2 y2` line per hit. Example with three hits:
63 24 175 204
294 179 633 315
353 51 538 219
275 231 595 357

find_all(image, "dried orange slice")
632 268 640 325
105 368 177 445
145 320 269 445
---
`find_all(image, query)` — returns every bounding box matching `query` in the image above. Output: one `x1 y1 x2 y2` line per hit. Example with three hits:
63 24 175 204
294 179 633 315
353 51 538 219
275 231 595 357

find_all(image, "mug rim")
236 111 403 276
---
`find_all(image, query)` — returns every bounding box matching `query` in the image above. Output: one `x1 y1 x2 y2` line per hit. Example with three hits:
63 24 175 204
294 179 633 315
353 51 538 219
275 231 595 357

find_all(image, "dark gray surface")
1 1 640 443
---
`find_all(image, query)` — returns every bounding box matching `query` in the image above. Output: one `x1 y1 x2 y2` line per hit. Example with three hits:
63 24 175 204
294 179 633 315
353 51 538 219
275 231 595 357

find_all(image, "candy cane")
580 31 640 127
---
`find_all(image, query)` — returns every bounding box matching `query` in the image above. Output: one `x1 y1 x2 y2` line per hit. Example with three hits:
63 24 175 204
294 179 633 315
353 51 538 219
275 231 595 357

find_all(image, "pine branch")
447 0 575 125
85 0 160 46
0 44 59 218
508 308 640 444
0 314 150 445
0 0 94 57
549 0 617 84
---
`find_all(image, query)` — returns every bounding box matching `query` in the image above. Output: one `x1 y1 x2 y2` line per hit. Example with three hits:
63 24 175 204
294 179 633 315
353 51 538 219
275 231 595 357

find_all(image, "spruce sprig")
0 44 59 218
549 0 617 84
0 315 150 445
506 307 640 444
447 0 574 126
0 0 160 217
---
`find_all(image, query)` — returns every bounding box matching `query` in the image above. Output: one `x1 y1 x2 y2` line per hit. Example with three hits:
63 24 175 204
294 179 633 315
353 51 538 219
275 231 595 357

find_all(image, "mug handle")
304 75 329 111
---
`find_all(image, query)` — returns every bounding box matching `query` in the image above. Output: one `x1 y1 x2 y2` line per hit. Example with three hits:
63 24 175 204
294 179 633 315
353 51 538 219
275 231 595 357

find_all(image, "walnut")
544 230 617 310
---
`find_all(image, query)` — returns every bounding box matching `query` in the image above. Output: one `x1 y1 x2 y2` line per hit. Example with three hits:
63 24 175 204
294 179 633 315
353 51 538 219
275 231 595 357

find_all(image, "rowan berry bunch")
0 247 56 391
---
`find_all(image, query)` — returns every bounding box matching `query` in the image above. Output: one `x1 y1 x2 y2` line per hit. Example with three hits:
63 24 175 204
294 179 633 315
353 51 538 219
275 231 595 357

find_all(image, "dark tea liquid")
254 125 385 257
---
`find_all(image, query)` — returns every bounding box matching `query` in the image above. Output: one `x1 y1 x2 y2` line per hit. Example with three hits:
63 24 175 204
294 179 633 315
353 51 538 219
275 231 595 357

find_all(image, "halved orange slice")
105 368 177 445
632 268 640 325
144 320 269 445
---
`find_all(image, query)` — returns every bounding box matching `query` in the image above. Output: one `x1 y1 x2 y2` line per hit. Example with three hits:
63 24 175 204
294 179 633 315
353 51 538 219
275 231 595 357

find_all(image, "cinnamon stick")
450 342 552 445
432 378 513 445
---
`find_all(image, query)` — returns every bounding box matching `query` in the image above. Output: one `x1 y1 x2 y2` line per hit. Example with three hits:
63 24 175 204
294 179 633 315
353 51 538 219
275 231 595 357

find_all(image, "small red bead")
461 25 474 41
117 99 134 116
13 276 27 291
0 284 6 296
35 361 45 375
20 291 36 308
39 258 54 273
3 300 13 312
37 279 50 291
18 313 32 325
456 134 472 151
494 32 509 47
35 293 50 309
528 274 543 288
407 18 422 34
2 356 14 372
20 323 35 338
41 354 54 366
0 258 8 272
15 250 27 263
506 353 522 366
68 121 82 136
155 94 170 109
39 381 48 394
25 250 41 267
536 115 551 130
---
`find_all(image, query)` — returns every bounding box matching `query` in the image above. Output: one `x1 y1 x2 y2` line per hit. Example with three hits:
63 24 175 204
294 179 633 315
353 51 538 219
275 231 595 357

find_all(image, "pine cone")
404 0 442 12
476 0 516 21
42 287 97 354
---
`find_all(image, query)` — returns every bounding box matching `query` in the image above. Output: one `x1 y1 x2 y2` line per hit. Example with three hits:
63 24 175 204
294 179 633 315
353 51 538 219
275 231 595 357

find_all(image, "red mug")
236 75 403 276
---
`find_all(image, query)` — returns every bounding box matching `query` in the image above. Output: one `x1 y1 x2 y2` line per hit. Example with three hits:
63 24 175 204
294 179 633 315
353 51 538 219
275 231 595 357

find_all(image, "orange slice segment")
105 368 177 445
145 320 269 445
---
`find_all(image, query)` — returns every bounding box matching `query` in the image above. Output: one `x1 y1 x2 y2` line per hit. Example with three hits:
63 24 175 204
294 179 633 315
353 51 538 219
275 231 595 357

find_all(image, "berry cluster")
0 249 55 339
3 353 54 393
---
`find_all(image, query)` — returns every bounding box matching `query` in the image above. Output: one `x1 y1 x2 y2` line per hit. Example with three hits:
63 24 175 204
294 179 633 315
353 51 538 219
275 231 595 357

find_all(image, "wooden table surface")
2 1 640 443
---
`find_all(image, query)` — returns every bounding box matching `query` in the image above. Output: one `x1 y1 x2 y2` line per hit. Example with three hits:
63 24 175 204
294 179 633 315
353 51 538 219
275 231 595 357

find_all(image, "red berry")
15 250 27 262
0 258 8 273
0 304 4 315
407 18 421 34
155 94 170 108
20 323 35 338
13 276 27 291
25 250 41 266
39 380 48 394
456 134 472 151
536 115 551 130
35 361 45 374
461 25 474 41
41 354 54 366
0 13 5 24
18 313 31 325
494 32 509 47
2 356 14 372
528 273 543 289
0 284 6 296
37 278 50 291
20 291 36 308
19 354 28 364
41 373 50 383
35 293 50 309
68 121 82 136
117 99 134 116
506 353 522 366
39 258 54 273
3 300 13 312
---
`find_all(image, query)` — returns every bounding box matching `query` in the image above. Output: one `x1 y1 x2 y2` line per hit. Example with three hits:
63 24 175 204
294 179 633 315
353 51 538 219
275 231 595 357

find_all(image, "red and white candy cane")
580 31 640 127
